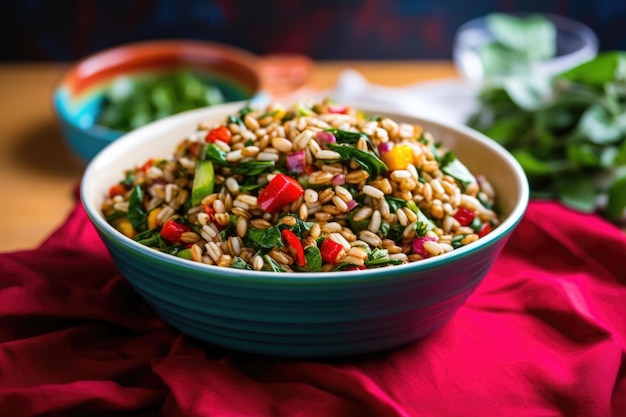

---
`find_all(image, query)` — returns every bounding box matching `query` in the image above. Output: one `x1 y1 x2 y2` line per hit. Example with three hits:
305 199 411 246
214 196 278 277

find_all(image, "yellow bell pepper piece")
113 218 136 238
147 207 163 230
272 109 286 120
382 144 414 171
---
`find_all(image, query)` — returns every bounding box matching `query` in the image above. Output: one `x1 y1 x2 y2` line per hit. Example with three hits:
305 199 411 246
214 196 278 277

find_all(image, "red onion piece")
346 199 358 211
412 236 437 258
286 150 306 174
378 142 394 155
315 131 336 145
331 174 346 186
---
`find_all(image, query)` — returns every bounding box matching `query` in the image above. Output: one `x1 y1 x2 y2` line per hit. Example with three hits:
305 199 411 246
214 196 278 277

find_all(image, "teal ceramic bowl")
80 102 529 358
53 40 264 161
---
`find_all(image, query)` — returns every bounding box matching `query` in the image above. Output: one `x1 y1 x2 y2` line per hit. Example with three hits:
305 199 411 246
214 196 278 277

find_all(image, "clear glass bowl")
453 13 599 83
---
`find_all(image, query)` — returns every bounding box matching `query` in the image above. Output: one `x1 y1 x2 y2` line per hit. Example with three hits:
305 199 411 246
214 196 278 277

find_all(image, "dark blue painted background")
2 0 625 61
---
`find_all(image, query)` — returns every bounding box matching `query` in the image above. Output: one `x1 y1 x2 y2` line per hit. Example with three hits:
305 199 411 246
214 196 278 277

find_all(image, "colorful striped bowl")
53 40 266 161
81 102 529 358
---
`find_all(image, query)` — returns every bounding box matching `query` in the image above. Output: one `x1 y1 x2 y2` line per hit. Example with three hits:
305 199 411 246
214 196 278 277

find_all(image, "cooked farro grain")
102 99 500 272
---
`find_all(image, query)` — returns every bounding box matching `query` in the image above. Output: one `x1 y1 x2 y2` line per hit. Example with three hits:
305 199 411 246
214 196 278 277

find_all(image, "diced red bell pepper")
257 174 304 213
202 204 217 224
478 222 493 238
205 126 232 144
139 158 155 173
160 219 191 244
281 229 306 267
304 164 317 175
320 238 343 264
108 183 127 198
454 207 476 226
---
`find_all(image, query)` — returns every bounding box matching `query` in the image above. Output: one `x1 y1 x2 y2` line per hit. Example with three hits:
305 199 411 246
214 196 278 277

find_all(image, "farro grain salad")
102 99 500 272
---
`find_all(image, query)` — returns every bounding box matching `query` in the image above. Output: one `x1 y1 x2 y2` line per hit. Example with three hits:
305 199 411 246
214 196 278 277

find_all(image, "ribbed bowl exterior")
96 221 514 358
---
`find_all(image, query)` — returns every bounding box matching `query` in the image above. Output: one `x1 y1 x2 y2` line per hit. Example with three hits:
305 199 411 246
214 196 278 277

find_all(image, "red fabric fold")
1 200 625 417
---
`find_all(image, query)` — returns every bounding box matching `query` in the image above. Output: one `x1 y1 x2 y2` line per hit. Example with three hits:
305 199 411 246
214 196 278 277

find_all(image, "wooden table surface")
0 61 461 252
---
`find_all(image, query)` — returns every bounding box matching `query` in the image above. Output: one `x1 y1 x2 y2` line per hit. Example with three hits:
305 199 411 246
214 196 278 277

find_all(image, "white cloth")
329 69 480 125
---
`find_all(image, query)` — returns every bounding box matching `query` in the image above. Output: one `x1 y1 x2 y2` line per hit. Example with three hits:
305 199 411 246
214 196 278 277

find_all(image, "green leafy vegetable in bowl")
468 51 626 220
97 69 229 132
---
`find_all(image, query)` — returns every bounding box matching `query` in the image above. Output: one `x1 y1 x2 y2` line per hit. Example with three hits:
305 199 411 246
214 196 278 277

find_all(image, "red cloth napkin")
1 199 625 417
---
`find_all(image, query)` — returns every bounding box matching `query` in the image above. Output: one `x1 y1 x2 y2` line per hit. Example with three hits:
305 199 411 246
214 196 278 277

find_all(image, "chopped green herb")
379 221 404 242
279 214 314 237
247 226 283 251
230 161 275 176
406 200 436 237
326 128 380 157
263 254 287 272
327 143 387 179
204 143 228 164
230 256 253 270
385 195 407 212
128 185 147 232
304 245 322 272
441 158 477 188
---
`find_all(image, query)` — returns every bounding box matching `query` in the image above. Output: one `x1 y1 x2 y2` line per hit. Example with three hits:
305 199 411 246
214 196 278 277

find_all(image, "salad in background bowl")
53 40 312 162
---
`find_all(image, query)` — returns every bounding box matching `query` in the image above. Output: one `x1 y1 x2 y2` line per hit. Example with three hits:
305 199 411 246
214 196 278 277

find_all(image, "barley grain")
396 208 408 226
299 204 309 221
269 248 293 265
270 137 293 153
304 189 318 204
359 230 382 247
318 188 335 204
368 210 382 233
213 199 226 214
390 170 411 181
231 207 251 219
252 255 264 271
345 170 369 184
363 185 384 199
236 216 248 238
389 253 409 263
322 204 342 215
241 145 260 157
329 232 351 251
332 195 349 212
309 171 334 185
314 212 333 222
191 244 203 262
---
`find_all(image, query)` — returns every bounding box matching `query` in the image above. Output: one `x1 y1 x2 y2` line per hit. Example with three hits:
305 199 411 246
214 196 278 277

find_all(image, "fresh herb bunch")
468 51 626 220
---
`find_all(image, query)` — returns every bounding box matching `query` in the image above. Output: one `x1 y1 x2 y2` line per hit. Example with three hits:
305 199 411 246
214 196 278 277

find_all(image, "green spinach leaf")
304 245 322 272
247 227 283 251
327 143 387 178
128 185 147 232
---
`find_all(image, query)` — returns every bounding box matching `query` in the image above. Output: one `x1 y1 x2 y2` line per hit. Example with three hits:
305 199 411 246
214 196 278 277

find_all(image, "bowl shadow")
11 120 87 178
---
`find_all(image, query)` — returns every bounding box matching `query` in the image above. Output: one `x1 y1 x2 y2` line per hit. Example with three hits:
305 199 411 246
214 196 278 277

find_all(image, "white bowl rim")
80 99 530 283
